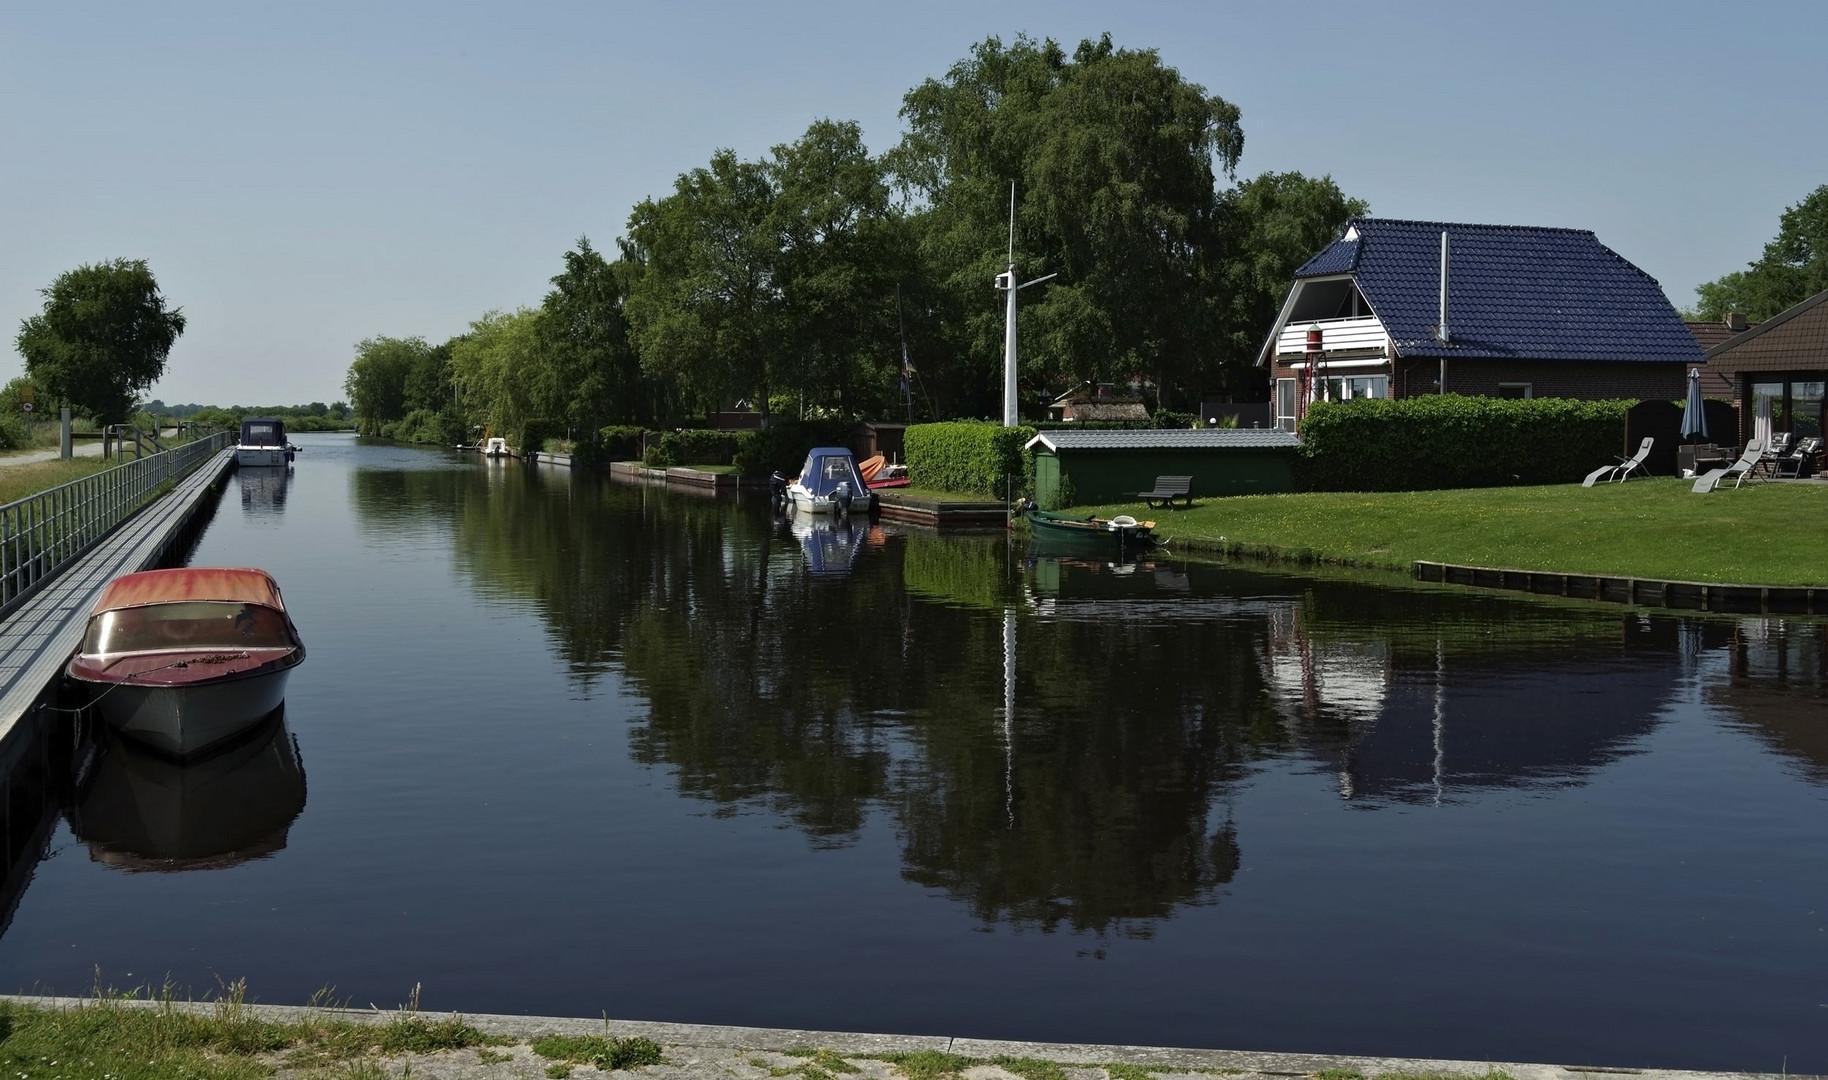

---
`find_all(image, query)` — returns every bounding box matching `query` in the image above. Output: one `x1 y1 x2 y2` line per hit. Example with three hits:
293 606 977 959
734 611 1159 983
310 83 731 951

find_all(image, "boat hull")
74 664 295 758
235 447 290 467
787 487 874 514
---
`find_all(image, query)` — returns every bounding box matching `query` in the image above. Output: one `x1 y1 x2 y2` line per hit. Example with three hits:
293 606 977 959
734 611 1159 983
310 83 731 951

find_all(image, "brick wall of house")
1387 360 1688 402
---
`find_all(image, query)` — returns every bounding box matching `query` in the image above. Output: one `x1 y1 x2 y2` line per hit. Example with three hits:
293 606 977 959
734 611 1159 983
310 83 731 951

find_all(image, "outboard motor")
769 471 788 509
833 481 853 516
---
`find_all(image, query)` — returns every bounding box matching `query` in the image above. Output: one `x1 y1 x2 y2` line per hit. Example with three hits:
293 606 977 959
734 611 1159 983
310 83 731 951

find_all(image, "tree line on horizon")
343 34 1369 448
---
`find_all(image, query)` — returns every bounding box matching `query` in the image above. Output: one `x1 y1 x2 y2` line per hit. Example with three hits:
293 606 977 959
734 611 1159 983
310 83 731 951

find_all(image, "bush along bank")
1295 395 1633 492
905 421 1036 497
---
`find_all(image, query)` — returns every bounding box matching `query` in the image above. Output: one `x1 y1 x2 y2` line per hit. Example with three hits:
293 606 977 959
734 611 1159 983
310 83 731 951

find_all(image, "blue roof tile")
1293 219 1703 363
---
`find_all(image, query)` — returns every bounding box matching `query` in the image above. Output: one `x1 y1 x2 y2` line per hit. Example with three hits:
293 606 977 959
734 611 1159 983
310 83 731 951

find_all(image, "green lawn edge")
1074 478 1828 587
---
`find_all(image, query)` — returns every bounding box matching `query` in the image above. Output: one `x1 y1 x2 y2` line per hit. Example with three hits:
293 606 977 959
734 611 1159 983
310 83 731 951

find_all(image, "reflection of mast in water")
68 714 307 872
1432 640 1445 807
1002 606 1015 829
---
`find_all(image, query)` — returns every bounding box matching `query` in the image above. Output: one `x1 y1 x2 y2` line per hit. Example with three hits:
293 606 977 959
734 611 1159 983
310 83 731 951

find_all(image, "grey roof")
1291 218 1703 364
1026 429 1300 452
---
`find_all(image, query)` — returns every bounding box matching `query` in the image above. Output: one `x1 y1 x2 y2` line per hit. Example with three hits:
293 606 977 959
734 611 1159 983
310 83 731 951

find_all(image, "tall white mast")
996 183 1055 427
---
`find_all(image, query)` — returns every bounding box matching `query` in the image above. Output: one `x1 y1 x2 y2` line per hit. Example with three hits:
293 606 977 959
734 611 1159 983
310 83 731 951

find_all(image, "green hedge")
644 429 740 468
905 421 1036 496
732 419 853 476
1296 396 1634 491
598 425 650 462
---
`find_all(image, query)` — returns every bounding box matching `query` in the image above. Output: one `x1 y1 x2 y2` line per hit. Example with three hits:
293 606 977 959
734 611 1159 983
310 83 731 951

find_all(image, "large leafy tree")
769 119 904 421
1209 172 1368 399
15 259 186 423
537 237 644 436
893 34 1244 413
1692 184 1828 321
624 149 782 419
448 309 544 440
343 335 429 434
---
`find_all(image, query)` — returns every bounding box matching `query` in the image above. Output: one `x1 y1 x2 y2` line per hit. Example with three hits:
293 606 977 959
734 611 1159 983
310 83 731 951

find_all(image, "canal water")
0 434 1823 1072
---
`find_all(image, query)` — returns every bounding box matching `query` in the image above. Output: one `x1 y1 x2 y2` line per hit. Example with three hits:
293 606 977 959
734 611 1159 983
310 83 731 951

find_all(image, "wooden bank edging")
0 448 236 764
1413 561 1826 614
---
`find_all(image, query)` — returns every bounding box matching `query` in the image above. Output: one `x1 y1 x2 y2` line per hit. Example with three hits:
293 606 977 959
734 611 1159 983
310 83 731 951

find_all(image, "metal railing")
0 431 233 616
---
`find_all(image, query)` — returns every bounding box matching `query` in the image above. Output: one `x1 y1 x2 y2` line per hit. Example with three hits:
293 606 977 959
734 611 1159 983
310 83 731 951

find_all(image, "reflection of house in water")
1706 619 1828 783
69 717 307 872
1264 605 1687 803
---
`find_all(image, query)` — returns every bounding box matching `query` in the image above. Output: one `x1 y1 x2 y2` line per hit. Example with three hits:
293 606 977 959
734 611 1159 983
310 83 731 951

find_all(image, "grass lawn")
0 458 112 505
1076 478 1828 586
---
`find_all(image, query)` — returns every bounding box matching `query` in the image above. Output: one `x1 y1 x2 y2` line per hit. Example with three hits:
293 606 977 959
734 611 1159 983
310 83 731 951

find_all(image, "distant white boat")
482 437 512 458
235 417 297 467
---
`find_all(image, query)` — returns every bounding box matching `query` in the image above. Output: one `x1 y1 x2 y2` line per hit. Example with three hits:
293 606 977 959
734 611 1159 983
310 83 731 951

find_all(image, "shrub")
1296 395 1635 491
905 421 1036 496
598 425 649 462
731 418 853 476
0 413 26 451
643 429 739 468
386 408 466 446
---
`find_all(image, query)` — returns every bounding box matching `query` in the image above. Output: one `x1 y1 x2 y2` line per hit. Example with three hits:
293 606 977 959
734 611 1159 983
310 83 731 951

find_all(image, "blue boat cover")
798 447 865 498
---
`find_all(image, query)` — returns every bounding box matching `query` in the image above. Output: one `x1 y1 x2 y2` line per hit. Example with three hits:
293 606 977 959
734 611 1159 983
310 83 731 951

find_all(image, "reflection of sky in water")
0 434 1822 1074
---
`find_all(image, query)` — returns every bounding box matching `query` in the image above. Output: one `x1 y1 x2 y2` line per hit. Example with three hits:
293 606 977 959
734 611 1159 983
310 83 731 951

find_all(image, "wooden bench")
1137 475 1193 510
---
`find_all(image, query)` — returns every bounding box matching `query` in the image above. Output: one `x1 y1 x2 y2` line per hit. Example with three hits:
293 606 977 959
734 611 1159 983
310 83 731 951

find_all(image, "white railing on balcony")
0 431 232 617
1276 315 1388 358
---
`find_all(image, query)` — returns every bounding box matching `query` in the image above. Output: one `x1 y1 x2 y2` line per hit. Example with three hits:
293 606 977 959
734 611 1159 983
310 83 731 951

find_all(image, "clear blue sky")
3 0 1823 406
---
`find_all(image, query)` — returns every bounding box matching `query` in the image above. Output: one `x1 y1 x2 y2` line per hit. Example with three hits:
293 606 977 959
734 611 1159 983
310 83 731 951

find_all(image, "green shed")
1026 429 1300 508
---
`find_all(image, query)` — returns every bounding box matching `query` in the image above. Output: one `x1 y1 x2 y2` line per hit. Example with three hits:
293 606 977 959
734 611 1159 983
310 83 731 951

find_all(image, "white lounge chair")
1692 438 1765 493
1584 437 1654 487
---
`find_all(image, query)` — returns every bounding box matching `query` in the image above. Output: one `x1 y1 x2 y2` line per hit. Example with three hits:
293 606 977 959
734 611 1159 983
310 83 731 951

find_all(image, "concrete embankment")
0 996 1794 1080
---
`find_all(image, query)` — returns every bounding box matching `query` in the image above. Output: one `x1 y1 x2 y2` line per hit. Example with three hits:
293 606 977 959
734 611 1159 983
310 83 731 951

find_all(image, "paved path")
0 996 1793 1080
0 441 104 465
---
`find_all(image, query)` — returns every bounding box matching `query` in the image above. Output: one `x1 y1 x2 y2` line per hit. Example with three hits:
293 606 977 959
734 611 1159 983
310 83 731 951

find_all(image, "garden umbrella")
1680 367 1708 441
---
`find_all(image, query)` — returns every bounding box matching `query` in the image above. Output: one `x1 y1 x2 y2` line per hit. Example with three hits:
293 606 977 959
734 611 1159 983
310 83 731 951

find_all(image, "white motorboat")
65 568 307 758
235 417 297 467
784 447 875 514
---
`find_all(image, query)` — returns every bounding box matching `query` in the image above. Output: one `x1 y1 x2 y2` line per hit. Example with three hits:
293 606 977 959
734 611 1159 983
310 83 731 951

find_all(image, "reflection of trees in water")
351 463 1823 935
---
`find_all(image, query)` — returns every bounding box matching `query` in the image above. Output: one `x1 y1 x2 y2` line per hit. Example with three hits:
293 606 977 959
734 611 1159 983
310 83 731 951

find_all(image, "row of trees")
346 34 1367 447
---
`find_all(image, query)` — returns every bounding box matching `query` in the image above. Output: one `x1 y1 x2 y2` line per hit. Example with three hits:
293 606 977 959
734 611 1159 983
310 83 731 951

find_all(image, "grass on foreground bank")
1076 478 1828 587
0 458 112 505
0 989 1518 1080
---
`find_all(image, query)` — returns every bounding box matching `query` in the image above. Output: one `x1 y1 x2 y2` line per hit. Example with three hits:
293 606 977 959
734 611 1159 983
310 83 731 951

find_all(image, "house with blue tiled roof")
1256 219 1704 431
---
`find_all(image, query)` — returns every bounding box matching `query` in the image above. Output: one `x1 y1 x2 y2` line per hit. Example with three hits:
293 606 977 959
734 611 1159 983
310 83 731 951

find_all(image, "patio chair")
1692 437 1766 493
1583 437 1654 487
1775 436 1823 479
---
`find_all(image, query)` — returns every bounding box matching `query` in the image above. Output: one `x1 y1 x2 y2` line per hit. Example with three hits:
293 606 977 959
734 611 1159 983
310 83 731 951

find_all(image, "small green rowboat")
1021 506 1156 553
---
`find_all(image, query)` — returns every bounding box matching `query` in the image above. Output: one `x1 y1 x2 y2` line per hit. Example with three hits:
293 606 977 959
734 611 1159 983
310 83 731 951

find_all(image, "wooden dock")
0 448 235 768
1414 560 1827 615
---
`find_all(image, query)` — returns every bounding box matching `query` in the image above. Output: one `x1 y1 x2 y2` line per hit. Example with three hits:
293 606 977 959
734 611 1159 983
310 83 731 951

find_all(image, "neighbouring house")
1257 218 1704 431
1702 288 1828 445
1046 383 1151 423
1685 312 1755 397
1025 428 1300 507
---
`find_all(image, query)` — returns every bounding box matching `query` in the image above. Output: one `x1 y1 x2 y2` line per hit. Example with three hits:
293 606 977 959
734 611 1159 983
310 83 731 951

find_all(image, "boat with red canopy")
65 568 307 758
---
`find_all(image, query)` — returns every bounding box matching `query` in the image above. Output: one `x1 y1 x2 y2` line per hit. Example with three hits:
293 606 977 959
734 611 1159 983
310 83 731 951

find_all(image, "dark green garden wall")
1035 449 1297 507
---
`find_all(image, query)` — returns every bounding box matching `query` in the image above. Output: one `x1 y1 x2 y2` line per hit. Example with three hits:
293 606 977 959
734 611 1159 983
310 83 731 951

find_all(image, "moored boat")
785 447 876 514
234 417 297 467
65 568 307 758
1021 505 1156 553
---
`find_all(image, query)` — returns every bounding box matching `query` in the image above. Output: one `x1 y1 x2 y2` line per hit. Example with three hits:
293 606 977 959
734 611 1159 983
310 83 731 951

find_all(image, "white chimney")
1437 230 1451 344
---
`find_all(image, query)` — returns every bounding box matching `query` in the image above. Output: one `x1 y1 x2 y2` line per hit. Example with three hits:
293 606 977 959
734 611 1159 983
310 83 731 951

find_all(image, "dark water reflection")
0 436 1823 1072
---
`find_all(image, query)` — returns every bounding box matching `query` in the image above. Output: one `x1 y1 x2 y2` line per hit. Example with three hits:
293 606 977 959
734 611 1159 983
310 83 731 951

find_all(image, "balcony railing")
0 431 233 617
1276 315 1387 358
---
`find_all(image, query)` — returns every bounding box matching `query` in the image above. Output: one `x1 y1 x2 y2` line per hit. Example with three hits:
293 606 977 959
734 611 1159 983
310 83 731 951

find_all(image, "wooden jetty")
1414 560 1828 615
0 444 235 766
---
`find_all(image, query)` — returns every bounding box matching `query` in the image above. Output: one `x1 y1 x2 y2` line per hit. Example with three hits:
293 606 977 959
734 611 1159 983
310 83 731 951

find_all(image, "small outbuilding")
1025 429 1301 508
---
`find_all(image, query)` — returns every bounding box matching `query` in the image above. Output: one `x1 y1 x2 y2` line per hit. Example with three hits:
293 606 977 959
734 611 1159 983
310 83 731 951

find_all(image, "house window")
1497 383 1533 400
1328 375 1388 401
1793 381 1824 440
1276 379 1297 431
